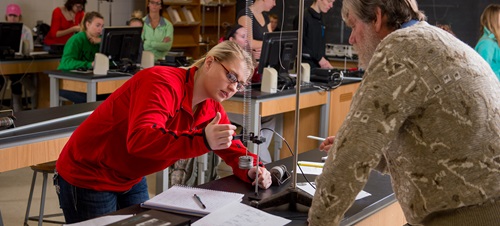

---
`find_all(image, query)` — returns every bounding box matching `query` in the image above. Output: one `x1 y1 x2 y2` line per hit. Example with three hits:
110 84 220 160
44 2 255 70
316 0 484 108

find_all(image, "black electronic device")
159 55 189 67
310 68 344 84
0 22 23 59
258 31 299 90
344 69 364 78
100 26 143 70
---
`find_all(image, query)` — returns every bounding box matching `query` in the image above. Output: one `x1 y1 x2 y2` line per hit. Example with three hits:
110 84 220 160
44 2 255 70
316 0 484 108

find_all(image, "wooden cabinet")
200 0 236 55
155 0 201 59
329 82 361 136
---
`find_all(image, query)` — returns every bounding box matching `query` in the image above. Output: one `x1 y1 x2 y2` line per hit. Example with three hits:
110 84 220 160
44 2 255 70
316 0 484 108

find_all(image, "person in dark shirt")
294 0 334 69
269 13 280 32
236 0 275 61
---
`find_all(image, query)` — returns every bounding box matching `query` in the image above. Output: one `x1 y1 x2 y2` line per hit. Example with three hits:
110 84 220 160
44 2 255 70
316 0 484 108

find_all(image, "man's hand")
319 136 335 152
204 112 236 150
248 166 272 189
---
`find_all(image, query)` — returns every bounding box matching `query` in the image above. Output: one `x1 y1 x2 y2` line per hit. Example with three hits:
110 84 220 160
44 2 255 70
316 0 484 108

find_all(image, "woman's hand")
204 112 236 150
88 36 101 44
72 25 81 33
163 37 171 43
248 166 272 189
319 136 335 152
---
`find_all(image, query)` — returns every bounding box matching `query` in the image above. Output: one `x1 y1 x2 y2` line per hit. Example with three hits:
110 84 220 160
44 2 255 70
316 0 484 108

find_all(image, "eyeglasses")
214 58 245 91
149 1 162 6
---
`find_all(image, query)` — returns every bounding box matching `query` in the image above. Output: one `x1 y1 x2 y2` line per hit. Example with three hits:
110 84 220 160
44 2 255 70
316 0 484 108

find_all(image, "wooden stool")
23 161 64 226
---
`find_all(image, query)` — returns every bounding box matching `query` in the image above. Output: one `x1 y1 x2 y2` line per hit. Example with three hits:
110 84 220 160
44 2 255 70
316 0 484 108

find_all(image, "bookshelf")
159 0 201 59
200 0 236 56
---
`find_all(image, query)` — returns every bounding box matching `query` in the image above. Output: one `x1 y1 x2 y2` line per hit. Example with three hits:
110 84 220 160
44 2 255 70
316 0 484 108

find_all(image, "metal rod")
291 0 305 190
0 111 93 137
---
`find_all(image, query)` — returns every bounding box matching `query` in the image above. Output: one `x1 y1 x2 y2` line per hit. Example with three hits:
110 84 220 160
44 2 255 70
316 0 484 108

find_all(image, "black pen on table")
193 194 206 209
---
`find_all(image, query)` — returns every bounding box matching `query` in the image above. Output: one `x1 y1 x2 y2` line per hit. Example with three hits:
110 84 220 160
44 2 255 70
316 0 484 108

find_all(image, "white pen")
307 135 326 141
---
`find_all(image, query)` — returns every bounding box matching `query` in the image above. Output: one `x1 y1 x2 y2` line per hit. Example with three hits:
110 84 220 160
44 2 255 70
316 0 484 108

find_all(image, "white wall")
0 0 143 29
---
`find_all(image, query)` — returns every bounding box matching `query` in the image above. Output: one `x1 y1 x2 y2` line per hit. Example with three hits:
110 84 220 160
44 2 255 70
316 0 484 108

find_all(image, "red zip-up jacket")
56 66 258 192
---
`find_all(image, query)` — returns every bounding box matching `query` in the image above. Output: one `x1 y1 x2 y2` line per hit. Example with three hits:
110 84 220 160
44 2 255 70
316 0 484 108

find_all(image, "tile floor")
0 167 157 226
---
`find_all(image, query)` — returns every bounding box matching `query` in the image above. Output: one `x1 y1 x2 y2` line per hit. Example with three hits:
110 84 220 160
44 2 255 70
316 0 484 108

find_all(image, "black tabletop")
0 54 61 61
111 150 395 226
0 102 101 148
234 79 361 101
44 70 134 80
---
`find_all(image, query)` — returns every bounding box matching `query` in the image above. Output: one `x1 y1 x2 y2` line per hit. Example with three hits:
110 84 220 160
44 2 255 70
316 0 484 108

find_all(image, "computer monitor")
0 22 23 58
99 26 143 69
257 30 299 89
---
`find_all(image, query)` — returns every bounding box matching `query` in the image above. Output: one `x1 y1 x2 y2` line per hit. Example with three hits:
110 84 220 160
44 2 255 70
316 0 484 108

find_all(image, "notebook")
141 185 244 217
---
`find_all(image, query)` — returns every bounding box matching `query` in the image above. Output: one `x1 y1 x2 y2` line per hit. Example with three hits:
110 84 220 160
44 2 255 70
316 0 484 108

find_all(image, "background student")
475 4 500 80
310 0 500 225
0 4 36 111
237 0 275 63
142 0 173 61
57 11 104 104
268 13 280 32
293 0 334 69
54 41 272 223
43 0 87 48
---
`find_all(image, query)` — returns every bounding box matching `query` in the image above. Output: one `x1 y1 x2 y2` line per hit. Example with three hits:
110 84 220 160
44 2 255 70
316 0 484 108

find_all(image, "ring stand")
245 0 313 212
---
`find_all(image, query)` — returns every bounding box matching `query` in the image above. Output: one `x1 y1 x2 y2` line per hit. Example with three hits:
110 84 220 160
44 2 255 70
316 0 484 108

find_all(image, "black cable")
260 127 316 189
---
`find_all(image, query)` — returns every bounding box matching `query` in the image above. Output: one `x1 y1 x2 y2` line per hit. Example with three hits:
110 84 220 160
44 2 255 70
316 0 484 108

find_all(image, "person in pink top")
43 0 87 46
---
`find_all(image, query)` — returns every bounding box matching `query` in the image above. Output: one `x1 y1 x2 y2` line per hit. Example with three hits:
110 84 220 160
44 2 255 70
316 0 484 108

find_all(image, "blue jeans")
54 173 149 224
59 90 110 104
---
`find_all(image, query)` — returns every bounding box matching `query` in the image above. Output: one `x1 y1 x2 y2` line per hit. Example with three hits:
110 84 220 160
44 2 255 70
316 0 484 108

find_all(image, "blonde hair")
80 11 103 32
480 4 500 45
128 10 144 26
191 41 254 82
131 10 143 19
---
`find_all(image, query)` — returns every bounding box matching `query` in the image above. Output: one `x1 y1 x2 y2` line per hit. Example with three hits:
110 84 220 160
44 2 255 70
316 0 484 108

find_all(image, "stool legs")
37 172 48 226
24 169 64 226
24 170 37 226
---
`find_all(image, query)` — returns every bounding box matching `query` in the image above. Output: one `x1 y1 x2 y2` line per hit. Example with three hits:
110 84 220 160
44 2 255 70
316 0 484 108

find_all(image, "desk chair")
24 161 65 226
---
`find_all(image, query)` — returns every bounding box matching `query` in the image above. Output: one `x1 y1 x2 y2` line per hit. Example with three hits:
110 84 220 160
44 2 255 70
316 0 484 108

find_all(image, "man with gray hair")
309 0 500 225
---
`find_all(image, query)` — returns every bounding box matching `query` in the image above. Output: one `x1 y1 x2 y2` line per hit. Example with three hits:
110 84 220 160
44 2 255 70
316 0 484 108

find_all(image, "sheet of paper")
297 183 371 200
296 165 323 175
63 215 133 226
193 202 291 226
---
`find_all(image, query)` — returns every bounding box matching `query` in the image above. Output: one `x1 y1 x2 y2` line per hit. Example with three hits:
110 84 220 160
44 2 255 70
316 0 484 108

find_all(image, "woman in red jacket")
44 0 86 47
55 41 272 223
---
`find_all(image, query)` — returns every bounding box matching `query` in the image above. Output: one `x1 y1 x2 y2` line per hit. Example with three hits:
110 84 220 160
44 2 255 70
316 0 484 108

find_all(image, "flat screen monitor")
257 31 299 89
258 31 298 74
0 22 23 58
99 26 143 68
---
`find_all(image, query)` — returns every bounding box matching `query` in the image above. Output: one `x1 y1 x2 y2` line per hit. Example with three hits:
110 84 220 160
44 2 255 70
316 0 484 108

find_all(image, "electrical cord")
260 127 316 189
